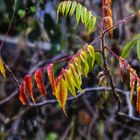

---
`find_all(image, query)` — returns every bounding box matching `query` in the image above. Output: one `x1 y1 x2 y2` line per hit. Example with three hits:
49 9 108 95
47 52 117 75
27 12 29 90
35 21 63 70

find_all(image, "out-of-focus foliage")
0 0 140 140
121 34 140 59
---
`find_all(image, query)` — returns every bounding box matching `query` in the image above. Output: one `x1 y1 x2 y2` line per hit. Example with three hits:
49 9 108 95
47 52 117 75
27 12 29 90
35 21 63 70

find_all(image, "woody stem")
100 34 121 113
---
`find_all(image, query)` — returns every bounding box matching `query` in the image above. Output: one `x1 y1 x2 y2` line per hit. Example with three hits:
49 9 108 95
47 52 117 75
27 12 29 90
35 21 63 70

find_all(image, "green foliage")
30 6 36 13
45 132 58 140
18 9 25 18
121 34 140 59
95 52 102 66
19 45 96 114
57 1 97 34
137 40 140 61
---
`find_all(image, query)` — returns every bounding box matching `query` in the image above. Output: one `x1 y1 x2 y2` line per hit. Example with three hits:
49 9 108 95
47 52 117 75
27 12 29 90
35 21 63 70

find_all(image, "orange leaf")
34 68 47 96
24 75 35 103
104 0 112 6
103 5 112 17
55 76 68 115
46 64 56 93
104 16 113 37
19 81 28 105
129 68 137 103
137 82 140 114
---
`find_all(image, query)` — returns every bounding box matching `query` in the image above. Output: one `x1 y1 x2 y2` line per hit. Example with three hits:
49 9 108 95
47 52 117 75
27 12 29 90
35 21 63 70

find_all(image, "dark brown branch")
100 33 121 113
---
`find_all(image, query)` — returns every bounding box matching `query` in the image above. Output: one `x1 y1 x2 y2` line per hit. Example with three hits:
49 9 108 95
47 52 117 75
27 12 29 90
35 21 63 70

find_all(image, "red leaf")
24 75 35 103
34 68 47 96
46 64 56 93
19 81 28 105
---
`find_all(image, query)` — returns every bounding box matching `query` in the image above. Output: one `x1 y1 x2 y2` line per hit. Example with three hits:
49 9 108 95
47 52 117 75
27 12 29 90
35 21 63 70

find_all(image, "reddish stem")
105 46 140 83
102 0 105 29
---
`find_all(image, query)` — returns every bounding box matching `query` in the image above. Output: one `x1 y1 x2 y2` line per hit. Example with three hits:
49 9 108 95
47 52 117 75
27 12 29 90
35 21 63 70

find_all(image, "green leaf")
69 63 82 90
81 7 87 23
132 34 140 40
137 40 140 61
45 132 58 140
62 1 67 15
121 34 140 58
88 16 96 34
57 2 62 15
87 45 95 66
73 57 82 76
30 6 36 13
121 40 137 58
76 3 82 24
95 52 102 66
80 51 89 77
64 69 76 96
18 9 25 18
83 8 88 23
69 1 76 16
65 1 72 16
57 1 97 34
85 11 92 28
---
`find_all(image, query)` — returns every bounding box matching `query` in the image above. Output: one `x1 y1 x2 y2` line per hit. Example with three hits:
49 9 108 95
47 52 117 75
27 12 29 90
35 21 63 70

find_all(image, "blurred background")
0 0 140 140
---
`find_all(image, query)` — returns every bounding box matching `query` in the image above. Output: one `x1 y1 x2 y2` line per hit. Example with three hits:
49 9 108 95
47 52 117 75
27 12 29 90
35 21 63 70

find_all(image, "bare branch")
29 87 126 107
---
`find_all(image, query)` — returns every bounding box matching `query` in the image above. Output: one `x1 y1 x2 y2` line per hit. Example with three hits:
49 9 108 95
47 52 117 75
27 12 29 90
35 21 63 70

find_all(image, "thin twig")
29 86 127 107
4 63 20 91
2 86 140 123
117 112 140 121
0 90 18 105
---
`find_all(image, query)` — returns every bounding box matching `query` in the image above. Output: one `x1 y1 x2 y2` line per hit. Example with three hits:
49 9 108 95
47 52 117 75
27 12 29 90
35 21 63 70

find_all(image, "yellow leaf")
69 63 82 90
87 45 95 67
73 56 82 76
55 77 68 115
137 82 140 114
64 69 76 96
129 68 137 103
0 57 6 78
80 51 89 77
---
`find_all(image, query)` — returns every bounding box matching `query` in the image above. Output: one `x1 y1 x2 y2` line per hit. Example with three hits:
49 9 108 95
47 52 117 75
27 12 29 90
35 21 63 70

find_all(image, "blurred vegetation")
0 0 140 140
